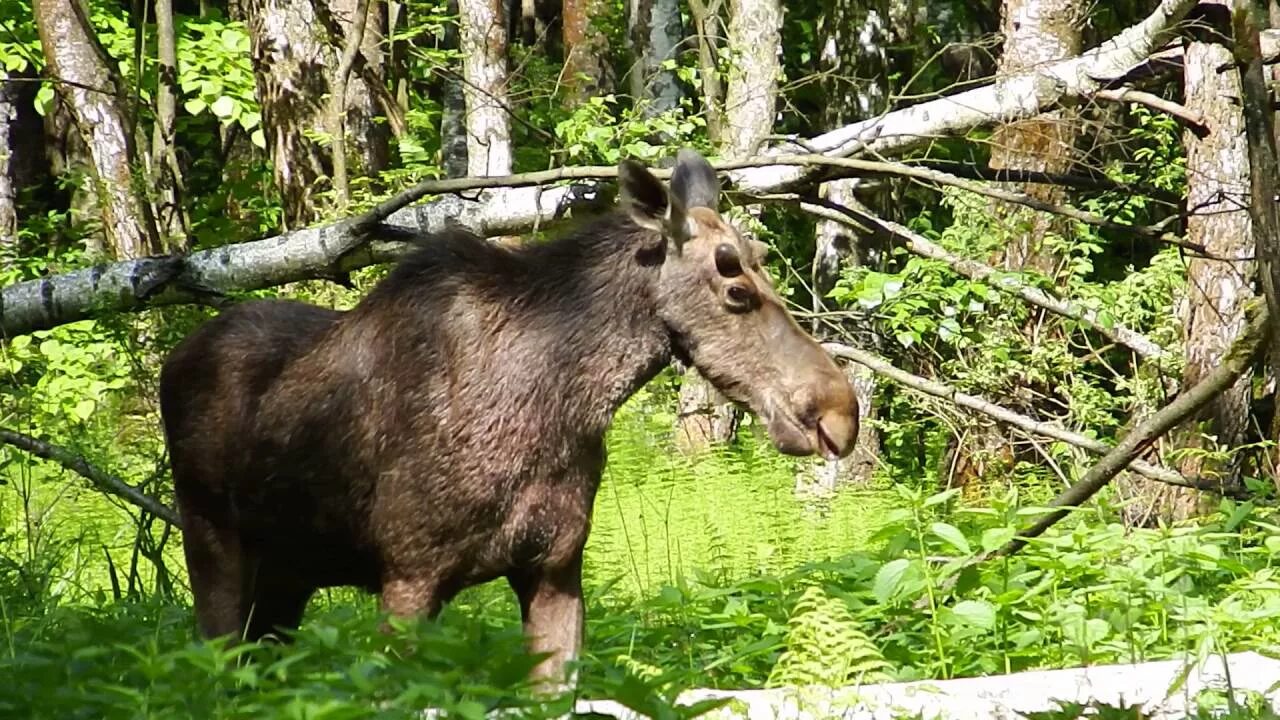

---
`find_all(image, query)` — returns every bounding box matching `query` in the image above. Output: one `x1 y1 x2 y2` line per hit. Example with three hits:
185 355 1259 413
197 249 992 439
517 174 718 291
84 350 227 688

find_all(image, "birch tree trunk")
675 0 780 454
946 0 1083 491
459 0 513 175
244 0 391 227
33 0 160 259
628 0 684 116
799 0 896 493
1138 0 1254 521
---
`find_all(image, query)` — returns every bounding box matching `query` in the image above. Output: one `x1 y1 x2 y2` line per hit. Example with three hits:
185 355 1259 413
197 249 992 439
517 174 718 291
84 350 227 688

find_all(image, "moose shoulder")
159 149 859 687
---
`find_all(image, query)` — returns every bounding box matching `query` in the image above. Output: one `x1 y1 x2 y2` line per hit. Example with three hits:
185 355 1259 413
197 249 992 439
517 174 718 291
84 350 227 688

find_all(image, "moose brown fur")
159 150 859 686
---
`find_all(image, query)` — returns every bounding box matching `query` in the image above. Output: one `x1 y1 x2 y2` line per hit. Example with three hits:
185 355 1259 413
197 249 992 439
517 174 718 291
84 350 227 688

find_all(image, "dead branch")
787 197 1172 362
736 154 1219 258
0 428 181 527
994 300 1269 557
821 343 1240 497
1093 87 1208 135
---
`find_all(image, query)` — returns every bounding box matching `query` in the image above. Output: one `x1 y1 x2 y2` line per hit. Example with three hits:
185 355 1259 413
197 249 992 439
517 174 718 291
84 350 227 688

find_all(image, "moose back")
159 149 859 685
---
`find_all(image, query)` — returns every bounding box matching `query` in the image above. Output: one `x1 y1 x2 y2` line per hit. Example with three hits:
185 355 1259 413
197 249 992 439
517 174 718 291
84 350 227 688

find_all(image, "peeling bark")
33 0 161 259
459 0 512 175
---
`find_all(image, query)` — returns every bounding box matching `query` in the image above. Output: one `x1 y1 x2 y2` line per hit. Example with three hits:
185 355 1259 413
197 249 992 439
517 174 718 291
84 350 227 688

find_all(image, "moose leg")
380 576 445 620
180 511 248 639
243 571 313 642
508 552 585 693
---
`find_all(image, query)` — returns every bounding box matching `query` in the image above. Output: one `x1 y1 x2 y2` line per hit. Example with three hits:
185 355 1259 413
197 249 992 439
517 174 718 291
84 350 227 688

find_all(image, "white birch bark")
459 0 512 176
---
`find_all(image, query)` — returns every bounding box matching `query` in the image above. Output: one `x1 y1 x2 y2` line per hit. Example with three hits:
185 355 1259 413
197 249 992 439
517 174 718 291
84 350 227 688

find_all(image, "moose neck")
548 219 673 437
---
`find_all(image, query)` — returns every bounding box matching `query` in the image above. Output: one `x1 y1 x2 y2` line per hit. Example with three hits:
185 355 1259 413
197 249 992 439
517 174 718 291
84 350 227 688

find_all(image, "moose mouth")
815 420 842 461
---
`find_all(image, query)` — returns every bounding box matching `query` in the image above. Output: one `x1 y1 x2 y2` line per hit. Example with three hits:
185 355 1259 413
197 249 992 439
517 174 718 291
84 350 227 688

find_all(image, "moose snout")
762 370 860 460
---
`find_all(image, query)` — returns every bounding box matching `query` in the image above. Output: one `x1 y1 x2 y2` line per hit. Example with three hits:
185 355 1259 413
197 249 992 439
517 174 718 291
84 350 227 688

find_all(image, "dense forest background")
5 0 1280 716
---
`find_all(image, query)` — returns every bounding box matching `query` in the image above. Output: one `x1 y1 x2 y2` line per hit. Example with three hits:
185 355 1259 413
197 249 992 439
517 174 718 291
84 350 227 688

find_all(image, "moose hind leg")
181 511 249 639
508 553 585 693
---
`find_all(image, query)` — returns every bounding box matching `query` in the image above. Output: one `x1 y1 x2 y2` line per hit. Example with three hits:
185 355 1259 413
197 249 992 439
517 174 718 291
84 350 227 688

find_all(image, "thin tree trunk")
442 0 470 178
34 0 160 259
799 0 895 492
459 0 512 175
628 0 683 116
686 0 724 144
329 0 373 209
151 0 190 248
675 0 780 454
0 79 17 249
562 0 609 102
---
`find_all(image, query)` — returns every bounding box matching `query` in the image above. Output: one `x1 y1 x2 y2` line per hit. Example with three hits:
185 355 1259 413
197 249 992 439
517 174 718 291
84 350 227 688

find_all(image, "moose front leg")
509 553 585 694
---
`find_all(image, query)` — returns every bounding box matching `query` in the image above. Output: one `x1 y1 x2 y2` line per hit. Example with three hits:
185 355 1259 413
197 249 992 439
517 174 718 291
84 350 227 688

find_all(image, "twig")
994 300 1270 556
0 428 181 527
1094 87 1209 135
786 196 1172 362
820 342 1243 497
329 0 372 209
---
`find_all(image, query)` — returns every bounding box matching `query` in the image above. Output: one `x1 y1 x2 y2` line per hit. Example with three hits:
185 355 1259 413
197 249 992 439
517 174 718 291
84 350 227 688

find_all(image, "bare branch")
0 428 181 527
1093 87 1208 135
788 197 1172 362
821 341 1247 498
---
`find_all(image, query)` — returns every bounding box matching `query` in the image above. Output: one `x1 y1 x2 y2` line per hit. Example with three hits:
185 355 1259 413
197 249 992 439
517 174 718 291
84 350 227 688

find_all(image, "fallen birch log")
573 652 1280 720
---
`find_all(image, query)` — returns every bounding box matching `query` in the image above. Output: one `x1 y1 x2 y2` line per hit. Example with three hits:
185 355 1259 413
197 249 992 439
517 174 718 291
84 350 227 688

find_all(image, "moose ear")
669 148 719 210
618 158 669 232
618 157 692 245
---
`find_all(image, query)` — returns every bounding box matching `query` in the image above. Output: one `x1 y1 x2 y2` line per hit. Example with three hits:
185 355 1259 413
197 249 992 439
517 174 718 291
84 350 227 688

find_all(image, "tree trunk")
442 0 470 178
151 0 190 248
1136 0 1254 521
988 0 1083 274
628 0 683 116
0 79 17 249
686 0 724 144
946 0 1083 492
799 0 895 492
459 0 513 175
562 0 610 102
33 0 160 259
675 0 781 454
244 0 391 227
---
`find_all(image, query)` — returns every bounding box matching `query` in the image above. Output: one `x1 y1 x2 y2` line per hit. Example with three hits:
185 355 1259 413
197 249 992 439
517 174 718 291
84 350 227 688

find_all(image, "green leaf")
184 98 207 115
872 558 910 604
211 95 236 118
980 527 1016 554
947 599 996 630
250 128 266 148
930 522 971 555
73 399 96 421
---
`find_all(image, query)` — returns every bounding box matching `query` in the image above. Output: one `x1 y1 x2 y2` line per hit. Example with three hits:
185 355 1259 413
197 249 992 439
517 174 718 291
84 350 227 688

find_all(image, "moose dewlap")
159 149 859 686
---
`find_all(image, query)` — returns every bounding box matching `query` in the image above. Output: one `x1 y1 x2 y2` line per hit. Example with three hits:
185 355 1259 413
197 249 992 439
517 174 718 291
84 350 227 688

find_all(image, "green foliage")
767 584 891 687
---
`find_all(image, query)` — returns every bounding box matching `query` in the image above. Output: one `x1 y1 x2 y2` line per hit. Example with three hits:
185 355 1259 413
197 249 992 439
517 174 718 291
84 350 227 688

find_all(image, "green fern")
767 585 892 688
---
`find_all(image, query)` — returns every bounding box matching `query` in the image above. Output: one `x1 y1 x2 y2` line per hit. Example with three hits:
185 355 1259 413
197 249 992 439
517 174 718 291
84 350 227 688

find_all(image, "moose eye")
725 284 755 312
714 243 743 278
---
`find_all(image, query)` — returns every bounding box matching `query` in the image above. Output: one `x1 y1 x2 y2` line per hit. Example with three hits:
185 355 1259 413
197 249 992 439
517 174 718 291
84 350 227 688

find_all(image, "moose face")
620 149 859 460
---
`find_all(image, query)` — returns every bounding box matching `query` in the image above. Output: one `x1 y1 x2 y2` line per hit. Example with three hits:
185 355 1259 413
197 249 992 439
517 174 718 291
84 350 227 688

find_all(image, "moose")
159 149 859 688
